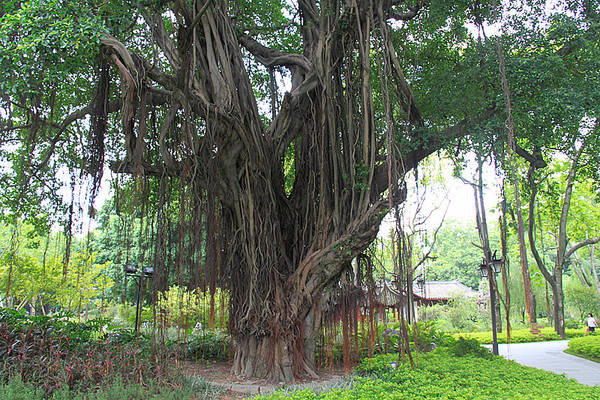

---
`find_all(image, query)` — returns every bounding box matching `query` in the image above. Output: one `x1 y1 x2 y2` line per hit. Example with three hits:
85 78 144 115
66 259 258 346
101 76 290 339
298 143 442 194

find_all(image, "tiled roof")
413 280 477 301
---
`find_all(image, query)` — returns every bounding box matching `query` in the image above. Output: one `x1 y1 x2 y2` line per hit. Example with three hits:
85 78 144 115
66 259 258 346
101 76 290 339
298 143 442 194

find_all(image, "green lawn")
568 335 600 360
253 350 600 400
453 327 585 344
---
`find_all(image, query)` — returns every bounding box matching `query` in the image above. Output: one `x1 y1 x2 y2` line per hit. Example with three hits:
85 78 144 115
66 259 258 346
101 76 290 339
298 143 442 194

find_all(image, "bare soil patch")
182 361 348 399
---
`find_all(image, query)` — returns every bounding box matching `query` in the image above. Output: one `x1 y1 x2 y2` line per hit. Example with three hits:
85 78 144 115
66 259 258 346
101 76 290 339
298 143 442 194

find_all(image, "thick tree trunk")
588 237 600 291
232 334 295 382
514 189 537 325
545 282 553 326
551 274 565 338
230 292 325 381
497 41 537 325
500 197 511 341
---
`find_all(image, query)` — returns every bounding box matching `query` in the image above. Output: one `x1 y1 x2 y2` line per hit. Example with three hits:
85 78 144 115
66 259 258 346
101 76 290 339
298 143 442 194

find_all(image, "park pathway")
491 340 600 386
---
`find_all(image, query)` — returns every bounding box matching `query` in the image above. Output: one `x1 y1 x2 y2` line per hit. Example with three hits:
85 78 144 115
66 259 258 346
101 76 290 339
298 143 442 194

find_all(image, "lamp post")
478 251 502 355
124 264 154 332
415 276 425 292
415 276 425 321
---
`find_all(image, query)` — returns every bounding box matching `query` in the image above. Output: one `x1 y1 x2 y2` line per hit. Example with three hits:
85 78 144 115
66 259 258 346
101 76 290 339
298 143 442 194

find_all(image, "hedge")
253 350 600 400
453 327 585 344
568 335 600 359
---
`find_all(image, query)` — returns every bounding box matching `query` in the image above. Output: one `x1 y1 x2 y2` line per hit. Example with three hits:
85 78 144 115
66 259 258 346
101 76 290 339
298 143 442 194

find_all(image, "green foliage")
185 330 231 361
568 335 600 359
0 376 43 400
157 285 229 330
0 375 221 399
0 310 185 396
445 336 492 359
454 327 585 344
565 280 600 319
419 295 489 332
426 220 499 290
382 321 449 353
55 252 114 314
0 246 113 315
256 350 600 399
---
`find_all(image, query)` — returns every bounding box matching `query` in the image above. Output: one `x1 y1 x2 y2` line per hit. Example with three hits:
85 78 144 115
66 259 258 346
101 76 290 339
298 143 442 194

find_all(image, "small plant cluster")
0 308 200 397
254 348 600 399
0 375 219 400
568 335 600 359
454 327 585 344
444 336 493 359
185 329 231 361
318 320 448 366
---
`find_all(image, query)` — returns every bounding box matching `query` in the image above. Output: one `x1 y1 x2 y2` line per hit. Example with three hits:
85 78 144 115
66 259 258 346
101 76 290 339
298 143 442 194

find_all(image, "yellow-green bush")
454 327 585 344
568 335 600 359
156 285 229 330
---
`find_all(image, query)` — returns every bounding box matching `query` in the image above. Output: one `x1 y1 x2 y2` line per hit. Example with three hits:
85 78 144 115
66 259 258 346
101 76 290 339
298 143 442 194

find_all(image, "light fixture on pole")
415 276 425 292
124 264 154 333
478 251 502 356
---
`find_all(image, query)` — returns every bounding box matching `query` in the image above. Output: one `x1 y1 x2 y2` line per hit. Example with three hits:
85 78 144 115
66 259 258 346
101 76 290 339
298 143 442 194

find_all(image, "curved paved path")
490 340 600 386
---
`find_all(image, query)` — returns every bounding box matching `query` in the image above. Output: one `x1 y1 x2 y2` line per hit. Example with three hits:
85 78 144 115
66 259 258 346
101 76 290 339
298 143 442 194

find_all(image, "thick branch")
238 34 312 71
565 237 600 260
372 108 496 196
556 144 585 267
142 12 181 70
387 0 425 21
34 99 121 173
527 167 554 284
514 144 547 169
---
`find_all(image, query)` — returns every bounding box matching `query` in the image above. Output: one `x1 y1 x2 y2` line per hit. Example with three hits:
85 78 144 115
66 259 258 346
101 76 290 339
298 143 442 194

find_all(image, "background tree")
501 4 600 336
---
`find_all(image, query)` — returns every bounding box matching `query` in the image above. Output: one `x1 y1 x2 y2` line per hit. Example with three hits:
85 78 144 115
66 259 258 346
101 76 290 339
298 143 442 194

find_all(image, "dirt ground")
182 361 347 400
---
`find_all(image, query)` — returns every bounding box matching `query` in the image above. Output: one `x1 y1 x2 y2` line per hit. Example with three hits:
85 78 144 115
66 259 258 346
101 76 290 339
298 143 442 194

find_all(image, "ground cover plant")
253 349 600 400
0 309 221 399
568 335 600 359
454 327 585 344
0 376 220 400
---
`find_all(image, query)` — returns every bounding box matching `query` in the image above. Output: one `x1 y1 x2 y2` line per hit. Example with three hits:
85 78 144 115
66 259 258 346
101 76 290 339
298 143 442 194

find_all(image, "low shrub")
0 376 221 399
185 330 231 361
381 321 449 353
444 336 492 359
454 327 585 344
565 318 583 329
254 350 600 399
568 335 600 359
0 309 185 396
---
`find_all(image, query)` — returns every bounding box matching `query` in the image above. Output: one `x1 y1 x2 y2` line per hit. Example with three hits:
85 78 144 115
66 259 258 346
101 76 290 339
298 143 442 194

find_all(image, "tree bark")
526 144 593 338
81 0 493 381
500 195 511 341
497 39 538 326
588 235 600 292
464 154 503 332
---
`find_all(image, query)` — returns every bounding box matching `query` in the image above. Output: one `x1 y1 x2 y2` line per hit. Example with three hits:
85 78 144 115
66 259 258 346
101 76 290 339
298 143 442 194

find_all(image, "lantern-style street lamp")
478 251 502 355
124 264 154 332
415 276 425 292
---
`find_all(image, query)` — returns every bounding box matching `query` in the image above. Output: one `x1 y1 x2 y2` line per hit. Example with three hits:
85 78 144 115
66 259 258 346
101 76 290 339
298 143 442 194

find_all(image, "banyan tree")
0 0 498 381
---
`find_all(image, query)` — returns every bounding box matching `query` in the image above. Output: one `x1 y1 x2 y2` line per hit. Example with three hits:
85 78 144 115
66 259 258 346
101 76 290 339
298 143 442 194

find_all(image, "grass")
0 376 223 400
252 349 600 400
564 348 600 363
453 327 585 344
567 334 600 361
